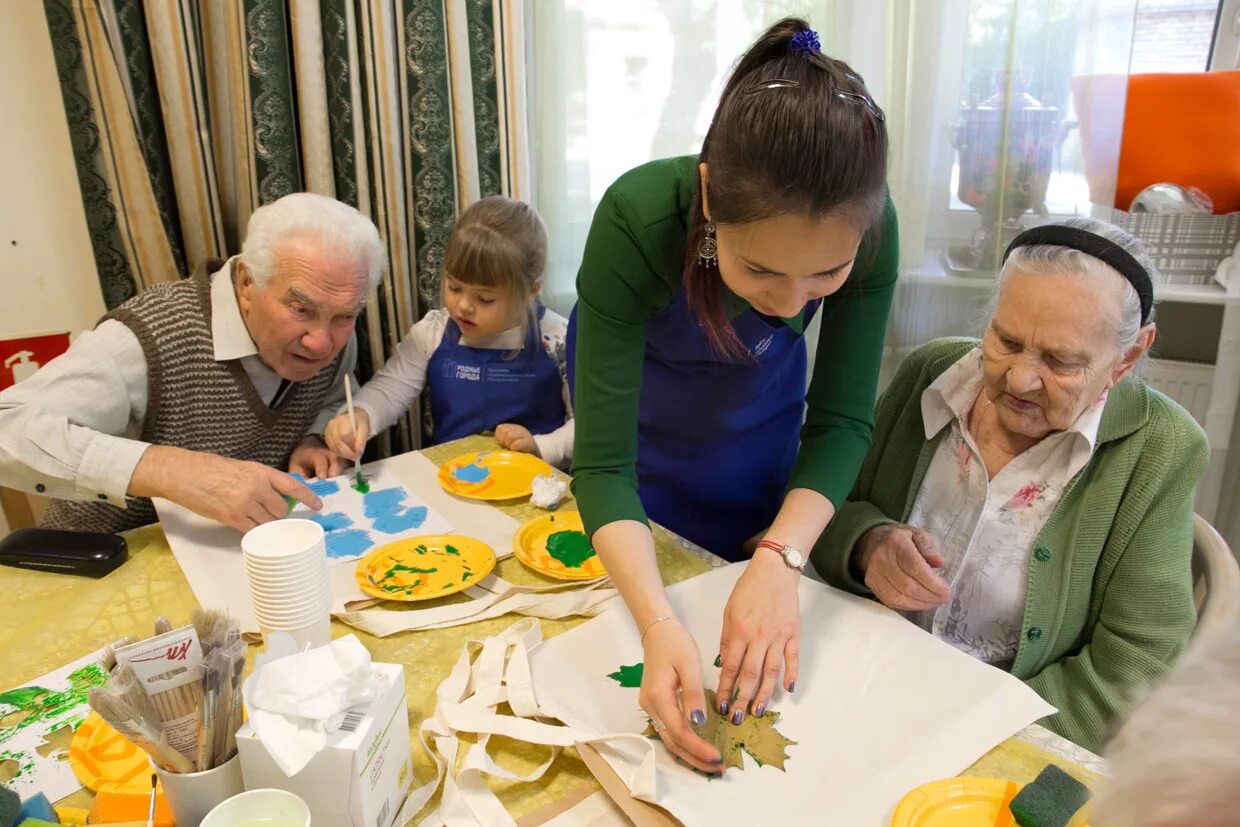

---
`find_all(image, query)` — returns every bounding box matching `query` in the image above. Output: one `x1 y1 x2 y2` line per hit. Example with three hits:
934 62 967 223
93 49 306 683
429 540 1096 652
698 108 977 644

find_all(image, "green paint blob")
0 662 107 777
445 545 460 556
546 530 595 569
381 562 438 580
351 473 371 494
607 663 644 688
461 572 472 582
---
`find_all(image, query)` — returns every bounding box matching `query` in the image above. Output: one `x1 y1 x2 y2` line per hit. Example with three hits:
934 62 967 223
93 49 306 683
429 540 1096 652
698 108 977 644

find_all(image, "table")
0 436 1105 824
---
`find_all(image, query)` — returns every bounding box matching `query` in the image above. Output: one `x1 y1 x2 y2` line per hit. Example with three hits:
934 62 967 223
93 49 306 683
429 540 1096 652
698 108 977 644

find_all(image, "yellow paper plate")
70 711 161 794
355 535 496 601
513 512 607 581
437 451 554 500
890 778 1023 827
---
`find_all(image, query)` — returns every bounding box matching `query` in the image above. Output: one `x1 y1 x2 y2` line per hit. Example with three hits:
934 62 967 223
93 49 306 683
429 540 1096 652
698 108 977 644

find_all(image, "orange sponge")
87 791 173 826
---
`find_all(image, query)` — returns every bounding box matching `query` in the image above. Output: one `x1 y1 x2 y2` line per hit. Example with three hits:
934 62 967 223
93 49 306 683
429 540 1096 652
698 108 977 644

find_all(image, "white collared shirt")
906 348 1105 668
0 259 352 505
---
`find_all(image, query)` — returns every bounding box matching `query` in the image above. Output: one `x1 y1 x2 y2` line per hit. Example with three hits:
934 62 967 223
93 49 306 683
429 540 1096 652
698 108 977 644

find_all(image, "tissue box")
237 663 412 827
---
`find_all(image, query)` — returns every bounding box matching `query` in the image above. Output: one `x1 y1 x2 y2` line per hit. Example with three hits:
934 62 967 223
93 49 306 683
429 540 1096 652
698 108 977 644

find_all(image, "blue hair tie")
790 29 820 54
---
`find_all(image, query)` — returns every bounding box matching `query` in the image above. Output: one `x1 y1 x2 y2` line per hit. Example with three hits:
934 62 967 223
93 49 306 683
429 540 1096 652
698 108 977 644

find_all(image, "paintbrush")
89 688 195 773
343 374 365 489
146 773 157 827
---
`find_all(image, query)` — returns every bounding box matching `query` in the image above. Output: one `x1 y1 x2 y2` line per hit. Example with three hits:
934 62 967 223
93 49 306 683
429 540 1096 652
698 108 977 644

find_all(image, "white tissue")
530 474 568 509
240 633 383 776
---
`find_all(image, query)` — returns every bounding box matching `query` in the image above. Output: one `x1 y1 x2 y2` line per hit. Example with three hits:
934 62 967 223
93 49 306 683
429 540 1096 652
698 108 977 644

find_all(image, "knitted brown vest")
41 264 341 533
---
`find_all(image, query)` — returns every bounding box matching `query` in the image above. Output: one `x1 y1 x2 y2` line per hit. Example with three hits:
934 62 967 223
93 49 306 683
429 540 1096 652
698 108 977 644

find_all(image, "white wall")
0 5 106 534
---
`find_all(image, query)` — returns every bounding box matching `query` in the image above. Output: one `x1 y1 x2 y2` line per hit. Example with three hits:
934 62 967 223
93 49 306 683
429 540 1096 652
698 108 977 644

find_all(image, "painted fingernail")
755 703 766 718
788 681 796 694
690 709 706 726
718 698 730 716
713 654 722 668
730 708 744 726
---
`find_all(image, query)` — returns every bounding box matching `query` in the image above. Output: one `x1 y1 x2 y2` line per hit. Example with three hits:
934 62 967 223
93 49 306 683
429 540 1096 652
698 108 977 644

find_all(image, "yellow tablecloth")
0 436 1104 824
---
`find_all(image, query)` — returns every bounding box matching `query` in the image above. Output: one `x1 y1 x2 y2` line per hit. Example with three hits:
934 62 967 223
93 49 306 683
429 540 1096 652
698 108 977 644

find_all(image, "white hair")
240 193 385 292
995 216 1156 354
1092 622 1240 827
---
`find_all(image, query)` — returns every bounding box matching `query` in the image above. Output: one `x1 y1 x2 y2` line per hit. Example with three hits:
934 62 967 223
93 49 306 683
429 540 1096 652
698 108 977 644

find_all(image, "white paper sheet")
156 452 520 632
289 466 454 563
0 648 109 801
529 564 1057 826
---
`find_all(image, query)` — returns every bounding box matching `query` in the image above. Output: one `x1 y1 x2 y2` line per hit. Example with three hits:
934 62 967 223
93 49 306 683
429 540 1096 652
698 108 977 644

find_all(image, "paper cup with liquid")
200 787 311 827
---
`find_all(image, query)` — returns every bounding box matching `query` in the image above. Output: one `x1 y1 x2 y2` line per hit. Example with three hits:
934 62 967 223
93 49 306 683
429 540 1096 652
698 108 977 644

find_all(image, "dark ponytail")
685 17 889 358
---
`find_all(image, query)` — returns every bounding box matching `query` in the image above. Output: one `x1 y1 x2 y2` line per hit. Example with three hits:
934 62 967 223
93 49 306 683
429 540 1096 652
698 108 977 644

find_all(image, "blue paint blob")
289 473 341 498
363 487 429 534
326 528 375 559
451 461 490 483
306 511 352 533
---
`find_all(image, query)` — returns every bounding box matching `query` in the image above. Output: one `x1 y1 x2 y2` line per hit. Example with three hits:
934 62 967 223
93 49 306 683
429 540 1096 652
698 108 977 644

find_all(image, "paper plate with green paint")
437 451 555 501
513 511 607 581
355 535 496 601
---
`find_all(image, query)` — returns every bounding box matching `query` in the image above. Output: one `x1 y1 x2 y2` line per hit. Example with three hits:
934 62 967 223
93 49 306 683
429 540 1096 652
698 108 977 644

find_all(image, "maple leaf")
643 689 796 771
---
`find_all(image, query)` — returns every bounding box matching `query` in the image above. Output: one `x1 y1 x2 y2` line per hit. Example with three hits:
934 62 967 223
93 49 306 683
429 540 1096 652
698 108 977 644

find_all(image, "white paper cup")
201 787 311 827
242 519 326 561
155 753 244 827
253 604 331 626
259 615 331 650
244 551 325 570
247 580 330 601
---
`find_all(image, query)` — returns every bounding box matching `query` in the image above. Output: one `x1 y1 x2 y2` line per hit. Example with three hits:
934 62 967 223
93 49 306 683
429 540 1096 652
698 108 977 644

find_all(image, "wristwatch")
755 539 807 572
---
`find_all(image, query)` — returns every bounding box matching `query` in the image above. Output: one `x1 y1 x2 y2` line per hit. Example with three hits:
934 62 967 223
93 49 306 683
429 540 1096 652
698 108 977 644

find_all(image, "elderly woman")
811 217 1208 751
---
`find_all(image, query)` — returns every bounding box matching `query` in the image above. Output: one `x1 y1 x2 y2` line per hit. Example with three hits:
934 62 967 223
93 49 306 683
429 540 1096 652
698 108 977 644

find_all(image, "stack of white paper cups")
241 519 331 649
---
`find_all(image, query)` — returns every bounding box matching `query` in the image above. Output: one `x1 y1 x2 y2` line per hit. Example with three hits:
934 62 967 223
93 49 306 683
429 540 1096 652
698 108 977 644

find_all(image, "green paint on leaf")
607 663 644 688
546 530 596 569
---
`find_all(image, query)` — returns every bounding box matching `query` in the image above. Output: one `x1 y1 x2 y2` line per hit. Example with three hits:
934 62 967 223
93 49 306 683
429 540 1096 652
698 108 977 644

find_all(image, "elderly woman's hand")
854 524 951 611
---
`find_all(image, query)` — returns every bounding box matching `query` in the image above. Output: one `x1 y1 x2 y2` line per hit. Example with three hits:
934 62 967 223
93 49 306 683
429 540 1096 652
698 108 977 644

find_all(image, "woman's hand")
324 409 371 461
640 618 724 774
495 423 539 455
854 523 951 611
715 551 801 724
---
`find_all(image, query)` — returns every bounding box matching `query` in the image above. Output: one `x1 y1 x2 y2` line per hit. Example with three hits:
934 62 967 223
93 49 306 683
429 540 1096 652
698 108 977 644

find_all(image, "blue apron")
428 305 567 444
568 288 819 560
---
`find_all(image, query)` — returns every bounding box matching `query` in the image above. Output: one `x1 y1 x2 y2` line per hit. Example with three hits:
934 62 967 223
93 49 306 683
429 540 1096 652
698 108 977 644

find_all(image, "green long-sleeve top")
571 155 899 537
812 338 1209 751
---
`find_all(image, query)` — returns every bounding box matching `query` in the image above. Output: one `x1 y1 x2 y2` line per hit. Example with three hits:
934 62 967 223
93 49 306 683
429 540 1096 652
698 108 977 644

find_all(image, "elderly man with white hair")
0 193 384 534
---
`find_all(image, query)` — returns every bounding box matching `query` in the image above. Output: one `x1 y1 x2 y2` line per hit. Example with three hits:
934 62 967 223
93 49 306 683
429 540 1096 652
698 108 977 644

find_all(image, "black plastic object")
0 527 128 578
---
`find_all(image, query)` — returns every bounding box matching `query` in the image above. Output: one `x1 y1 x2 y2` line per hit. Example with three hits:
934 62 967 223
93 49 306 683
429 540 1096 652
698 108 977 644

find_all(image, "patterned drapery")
43 0 531 454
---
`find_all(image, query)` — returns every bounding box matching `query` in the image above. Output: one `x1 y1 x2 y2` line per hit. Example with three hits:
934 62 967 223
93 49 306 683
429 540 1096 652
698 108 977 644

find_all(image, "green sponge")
1010 764 1092 827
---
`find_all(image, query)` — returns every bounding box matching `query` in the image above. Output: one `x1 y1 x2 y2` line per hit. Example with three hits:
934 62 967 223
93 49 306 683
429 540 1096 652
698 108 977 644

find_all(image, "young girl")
324 196 572 466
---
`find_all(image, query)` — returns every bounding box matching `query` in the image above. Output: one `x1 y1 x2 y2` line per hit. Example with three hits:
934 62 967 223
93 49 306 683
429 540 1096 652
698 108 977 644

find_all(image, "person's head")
1092 622 1240 827
235 193 384 381
688 17 889 357
980 217 1157 441
441 196 547 339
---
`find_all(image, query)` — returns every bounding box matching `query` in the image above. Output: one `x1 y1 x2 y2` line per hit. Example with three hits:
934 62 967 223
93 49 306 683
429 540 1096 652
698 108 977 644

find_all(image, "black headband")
1002 225 1154 324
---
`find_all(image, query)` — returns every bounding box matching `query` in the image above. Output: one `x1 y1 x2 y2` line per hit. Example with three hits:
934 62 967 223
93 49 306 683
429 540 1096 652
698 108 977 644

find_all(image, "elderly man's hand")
289 435 344 480
854 524 951 611
130 445 322 532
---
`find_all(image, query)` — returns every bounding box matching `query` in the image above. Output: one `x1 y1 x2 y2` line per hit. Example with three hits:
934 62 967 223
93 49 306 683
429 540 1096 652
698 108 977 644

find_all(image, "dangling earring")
697 221 718 268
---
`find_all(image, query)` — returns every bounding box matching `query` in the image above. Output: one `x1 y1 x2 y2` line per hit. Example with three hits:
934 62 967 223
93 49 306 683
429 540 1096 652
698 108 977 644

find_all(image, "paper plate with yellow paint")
355 535 496 601
891 777 1042 827
513 512 606 581
70 711 160 794
437 451 554 501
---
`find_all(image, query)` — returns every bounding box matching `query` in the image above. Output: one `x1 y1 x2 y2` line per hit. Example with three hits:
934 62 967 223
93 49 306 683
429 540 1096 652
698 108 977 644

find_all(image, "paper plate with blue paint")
354 535 496 601
513 511 607 581
437 451 554 501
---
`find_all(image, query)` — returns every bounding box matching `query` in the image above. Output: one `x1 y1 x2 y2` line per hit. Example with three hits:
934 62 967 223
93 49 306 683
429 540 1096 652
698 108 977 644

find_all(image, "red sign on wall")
1 332 71 391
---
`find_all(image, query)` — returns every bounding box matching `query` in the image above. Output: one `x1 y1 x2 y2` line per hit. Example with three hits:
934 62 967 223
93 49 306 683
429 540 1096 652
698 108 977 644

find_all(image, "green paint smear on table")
0 662 108 747
546 530 595 569
607 663 644 688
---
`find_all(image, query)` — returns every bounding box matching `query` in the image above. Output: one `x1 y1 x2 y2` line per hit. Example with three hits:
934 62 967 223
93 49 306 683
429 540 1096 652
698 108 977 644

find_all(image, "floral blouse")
905 349 1106 668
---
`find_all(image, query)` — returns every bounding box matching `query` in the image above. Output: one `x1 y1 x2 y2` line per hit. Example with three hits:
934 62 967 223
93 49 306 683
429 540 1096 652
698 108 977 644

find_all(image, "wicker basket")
1107 209 1240 285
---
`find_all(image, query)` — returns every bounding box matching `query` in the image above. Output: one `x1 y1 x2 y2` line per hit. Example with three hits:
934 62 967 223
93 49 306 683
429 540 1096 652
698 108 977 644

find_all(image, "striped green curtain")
42 0 532 454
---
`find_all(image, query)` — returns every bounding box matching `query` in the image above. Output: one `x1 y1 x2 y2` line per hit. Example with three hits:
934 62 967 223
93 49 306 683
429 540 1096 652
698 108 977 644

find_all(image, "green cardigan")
812 338 1209 752
571 156 899 536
